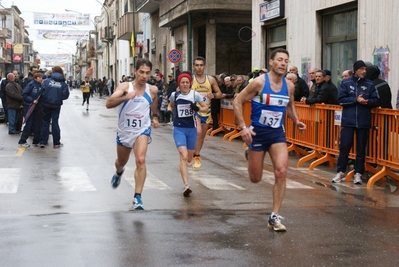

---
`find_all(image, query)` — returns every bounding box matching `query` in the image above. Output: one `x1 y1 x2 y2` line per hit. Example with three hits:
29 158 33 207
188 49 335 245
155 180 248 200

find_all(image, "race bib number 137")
259 110 283 128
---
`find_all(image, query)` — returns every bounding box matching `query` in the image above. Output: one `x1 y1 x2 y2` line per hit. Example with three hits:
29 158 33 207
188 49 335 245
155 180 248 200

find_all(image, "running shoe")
133 195 144 210
332 171 346 183
192 156 201 170
111 168 124 189
353 173 362 185
53 143 64 148
32 143 39 147
19 143 30 148
183 185 192 197
40 144 46 148
268 214 286 232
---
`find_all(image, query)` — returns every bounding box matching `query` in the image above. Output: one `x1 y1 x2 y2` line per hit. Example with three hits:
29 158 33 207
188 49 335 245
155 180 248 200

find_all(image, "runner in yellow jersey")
80 76 91 111
191 56 222 169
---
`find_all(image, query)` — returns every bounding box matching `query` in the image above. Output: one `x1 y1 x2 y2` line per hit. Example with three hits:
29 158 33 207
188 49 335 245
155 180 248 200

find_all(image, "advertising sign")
33 12 90 26
36 30 89 40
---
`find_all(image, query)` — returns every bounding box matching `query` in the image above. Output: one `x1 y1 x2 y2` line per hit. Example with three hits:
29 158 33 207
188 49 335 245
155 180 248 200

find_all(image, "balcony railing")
117 12 133 41
0 28 12 39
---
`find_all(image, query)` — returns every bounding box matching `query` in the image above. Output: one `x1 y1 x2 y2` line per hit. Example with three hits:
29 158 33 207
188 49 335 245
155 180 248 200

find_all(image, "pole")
132 0 136 70
95 0 110 79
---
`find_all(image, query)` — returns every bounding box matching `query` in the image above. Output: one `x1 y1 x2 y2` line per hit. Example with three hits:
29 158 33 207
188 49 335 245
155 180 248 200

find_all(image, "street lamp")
95 0 110 79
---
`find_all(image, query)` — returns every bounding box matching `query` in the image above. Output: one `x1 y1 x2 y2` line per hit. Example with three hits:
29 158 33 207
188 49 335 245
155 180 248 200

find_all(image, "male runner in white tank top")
106 58 160 210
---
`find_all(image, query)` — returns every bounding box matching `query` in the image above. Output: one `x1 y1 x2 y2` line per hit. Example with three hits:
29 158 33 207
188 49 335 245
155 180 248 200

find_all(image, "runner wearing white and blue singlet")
106 58 159 210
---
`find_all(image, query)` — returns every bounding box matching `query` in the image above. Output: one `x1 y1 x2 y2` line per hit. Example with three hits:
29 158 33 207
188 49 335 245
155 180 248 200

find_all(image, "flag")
130 31 135 57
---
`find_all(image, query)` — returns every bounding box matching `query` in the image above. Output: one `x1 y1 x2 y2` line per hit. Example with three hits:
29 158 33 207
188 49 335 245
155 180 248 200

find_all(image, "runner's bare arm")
285 79 306 132
105 83 131 109
208 76 222 99
232 77 263 128
149 85 160 128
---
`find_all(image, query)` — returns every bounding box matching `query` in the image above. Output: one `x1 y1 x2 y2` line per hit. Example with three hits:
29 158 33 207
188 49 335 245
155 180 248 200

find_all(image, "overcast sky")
1 0 101 54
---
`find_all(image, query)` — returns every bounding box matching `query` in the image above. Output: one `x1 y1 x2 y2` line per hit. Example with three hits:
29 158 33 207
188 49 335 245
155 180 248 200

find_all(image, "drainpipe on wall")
188 12 192 72
132 0 136 70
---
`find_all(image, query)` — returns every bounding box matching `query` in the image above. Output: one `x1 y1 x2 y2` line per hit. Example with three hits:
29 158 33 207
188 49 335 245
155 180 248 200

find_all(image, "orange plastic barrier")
215 99 399 189
209 99 251 141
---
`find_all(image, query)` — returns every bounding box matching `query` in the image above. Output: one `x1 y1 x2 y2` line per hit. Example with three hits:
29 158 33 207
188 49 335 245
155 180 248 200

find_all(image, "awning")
86 67 93 76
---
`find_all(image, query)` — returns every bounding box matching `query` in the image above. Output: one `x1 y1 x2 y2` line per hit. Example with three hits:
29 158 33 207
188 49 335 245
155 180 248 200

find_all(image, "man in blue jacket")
332 60 379 184
18 72 43 147
39 66 70 148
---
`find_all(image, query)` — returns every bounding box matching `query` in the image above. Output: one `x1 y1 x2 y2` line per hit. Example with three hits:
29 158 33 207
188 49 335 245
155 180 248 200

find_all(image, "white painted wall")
252 0 398 108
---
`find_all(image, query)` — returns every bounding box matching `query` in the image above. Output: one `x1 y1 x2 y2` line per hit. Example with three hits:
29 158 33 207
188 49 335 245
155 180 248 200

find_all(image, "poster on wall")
301 57 311 87
373 46 389 82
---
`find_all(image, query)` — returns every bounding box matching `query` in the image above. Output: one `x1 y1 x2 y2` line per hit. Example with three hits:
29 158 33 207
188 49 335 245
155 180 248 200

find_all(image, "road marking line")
0 168 21 193
125 170 171 190
235 166 314 189
189 169 246 190
15 147 25 157
58 167 96 191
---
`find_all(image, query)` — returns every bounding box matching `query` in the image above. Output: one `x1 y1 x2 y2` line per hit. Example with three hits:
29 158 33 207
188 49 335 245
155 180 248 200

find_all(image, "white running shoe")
332 172 346 183
268 214 286 232
353 173 362 185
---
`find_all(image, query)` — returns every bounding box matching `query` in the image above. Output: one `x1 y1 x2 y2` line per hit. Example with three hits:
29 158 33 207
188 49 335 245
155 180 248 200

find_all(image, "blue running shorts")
173 127 197 150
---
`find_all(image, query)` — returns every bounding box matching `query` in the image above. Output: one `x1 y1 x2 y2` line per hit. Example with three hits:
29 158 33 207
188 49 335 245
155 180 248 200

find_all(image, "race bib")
258 110 283 128
124 117 143 128
177 104 194 118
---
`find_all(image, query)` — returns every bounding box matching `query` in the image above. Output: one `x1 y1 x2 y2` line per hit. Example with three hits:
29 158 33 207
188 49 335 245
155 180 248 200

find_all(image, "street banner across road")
33 12 90 26
36 30 89 40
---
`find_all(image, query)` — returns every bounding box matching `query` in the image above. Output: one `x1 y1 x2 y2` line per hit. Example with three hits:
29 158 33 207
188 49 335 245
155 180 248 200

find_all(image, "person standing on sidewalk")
5 72 23 134
106 58 159 210
332 60 379 185
167 72 208 197
18 72 43 147
39 66 70 148
233 48 306 232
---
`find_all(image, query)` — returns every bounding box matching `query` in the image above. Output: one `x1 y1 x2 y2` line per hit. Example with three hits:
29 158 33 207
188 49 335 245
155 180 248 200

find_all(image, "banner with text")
33 12 90 26
39 54 71 66
37 30 89 40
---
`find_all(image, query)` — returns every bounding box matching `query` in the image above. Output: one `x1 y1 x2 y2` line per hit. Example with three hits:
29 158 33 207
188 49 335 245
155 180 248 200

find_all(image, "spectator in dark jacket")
332 60 379 185
0 73 10 123
289 66 309 100
324 69 338 105
365 65 392 109
301 70 336 105
18 73 43 147
5 72 23 134
39 66 70 148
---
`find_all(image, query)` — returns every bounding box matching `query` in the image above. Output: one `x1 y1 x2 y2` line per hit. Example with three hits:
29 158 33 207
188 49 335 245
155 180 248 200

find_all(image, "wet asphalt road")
0 89 398 267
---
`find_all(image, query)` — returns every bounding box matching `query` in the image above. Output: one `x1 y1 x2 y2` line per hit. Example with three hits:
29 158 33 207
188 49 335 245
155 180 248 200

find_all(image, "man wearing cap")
248 67 260 83
323 69 338 104
332 60 379 185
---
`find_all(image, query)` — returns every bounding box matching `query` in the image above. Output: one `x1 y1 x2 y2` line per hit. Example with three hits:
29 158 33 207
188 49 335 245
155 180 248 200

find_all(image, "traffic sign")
13 54 22 63
168 49 181 64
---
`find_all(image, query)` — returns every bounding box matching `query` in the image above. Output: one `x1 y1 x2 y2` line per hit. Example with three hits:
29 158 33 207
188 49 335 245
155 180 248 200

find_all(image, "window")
323 9 357 87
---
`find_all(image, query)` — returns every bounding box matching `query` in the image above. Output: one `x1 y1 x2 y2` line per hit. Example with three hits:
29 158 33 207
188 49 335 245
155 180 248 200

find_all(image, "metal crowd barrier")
212 100 399 189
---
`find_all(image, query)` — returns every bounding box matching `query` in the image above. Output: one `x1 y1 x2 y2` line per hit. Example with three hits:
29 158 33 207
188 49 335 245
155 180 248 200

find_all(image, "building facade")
252 0 398 107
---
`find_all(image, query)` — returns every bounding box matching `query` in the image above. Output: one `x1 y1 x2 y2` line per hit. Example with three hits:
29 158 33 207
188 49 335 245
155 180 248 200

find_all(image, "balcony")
100 26 115 43
136 0 162 14
117 12 133 41
0 28 12 39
